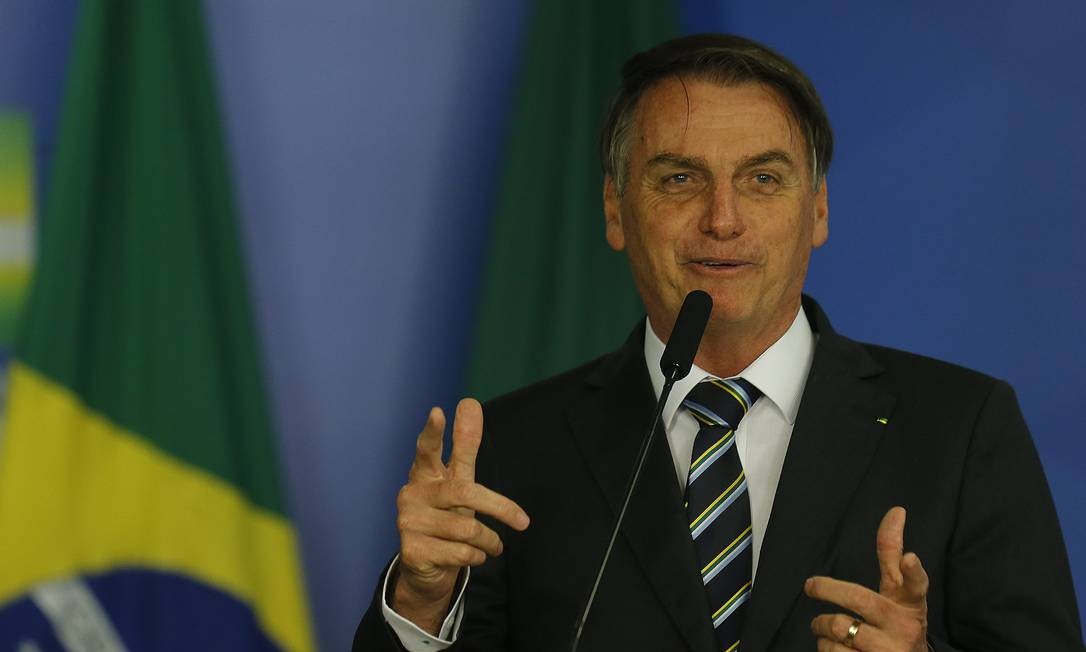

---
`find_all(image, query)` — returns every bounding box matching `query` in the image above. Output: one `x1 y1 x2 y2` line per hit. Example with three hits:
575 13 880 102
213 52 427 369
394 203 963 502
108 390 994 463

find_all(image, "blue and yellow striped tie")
682 378 762 652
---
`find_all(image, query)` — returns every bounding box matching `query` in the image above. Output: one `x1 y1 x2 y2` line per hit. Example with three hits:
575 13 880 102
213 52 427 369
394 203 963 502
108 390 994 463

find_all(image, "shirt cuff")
380 555 469 651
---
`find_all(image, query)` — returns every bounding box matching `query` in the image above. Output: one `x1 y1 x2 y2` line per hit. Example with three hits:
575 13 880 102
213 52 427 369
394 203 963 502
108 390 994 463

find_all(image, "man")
354 34 1083 651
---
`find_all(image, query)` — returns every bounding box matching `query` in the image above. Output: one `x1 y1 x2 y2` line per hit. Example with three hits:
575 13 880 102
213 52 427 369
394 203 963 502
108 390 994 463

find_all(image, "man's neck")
651 303 801 379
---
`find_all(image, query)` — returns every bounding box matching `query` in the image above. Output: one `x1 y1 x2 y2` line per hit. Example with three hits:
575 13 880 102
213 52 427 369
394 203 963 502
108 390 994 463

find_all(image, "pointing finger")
448 398 484 481
409 407 446 482
397 506 506 557
876 506 906 594
805 576 885 626
432 480 530 531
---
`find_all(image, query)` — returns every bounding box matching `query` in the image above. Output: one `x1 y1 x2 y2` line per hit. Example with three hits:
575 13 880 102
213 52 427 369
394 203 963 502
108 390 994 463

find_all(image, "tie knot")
683 378 762 430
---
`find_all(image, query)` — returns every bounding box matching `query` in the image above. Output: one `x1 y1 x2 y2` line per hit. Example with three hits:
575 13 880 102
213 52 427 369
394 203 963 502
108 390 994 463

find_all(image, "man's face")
604 78 828 343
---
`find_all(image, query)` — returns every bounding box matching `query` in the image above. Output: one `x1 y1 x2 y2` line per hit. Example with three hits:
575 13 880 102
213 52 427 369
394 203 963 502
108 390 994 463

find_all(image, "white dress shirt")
643 306 815 578
383 306 816 650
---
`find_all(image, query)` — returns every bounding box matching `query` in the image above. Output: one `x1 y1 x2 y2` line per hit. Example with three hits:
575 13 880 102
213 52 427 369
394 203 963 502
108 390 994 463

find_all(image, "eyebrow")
645 152 710 170
736 149 796 170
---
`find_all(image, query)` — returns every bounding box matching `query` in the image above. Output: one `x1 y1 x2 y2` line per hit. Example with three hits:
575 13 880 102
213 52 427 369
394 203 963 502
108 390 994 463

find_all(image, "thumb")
876 506 906 595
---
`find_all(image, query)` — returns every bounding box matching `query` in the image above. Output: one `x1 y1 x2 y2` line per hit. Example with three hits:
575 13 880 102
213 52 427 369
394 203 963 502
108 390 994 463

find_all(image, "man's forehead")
632 77 807 162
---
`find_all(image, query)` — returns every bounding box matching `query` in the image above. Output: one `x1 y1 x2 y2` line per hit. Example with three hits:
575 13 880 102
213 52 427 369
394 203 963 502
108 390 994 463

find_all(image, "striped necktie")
682 377 762 652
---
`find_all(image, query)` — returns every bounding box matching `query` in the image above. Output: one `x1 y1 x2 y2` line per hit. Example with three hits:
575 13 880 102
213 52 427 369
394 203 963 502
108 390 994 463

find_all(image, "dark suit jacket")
355 297 1083 651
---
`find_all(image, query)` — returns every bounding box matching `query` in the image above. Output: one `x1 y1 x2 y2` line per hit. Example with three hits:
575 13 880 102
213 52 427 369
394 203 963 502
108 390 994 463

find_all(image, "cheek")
762 221 812 274
624 210 670 257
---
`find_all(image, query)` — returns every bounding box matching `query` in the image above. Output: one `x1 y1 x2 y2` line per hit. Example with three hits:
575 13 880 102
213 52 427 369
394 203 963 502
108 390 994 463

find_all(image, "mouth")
686 258 753 270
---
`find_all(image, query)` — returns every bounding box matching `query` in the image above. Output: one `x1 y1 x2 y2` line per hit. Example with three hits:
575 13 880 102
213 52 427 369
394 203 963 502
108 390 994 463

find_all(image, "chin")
706 310 753 330
701 291 752 323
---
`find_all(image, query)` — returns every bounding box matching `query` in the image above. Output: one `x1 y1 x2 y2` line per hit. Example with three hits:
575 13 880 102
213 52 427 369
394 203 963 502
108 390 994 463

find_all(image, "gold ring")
844 618 862 647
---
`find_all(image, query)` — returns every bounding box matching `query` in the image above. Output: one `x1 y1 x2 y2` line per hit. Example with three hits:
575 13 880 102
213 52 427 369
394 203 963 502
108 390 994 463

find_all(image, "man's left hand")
805 506 929 651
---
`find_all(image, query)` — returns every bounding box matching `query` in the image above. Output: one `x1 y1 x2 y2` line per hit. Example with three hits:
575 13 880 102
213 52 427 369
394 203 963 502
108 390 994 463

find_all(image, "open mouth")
689 259 750 268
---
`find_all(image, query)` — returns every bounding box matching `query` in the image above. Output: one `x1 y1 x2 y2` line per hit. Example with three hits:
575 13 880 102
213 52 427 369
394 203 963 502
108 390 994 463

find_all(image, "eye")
656 170 704 194
747 172 783 195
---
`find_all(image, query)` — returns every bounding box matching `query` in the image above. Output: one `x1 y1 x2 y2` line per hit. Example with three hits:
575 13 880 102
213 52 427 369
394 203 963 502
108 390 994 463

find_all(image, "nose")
698 181 745 239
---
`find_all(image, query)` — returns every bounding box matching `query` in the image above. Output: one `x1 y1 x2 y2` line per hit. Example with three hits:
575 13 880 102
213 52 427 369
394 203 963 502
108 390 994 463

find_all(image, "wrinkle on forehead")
638 76 809 179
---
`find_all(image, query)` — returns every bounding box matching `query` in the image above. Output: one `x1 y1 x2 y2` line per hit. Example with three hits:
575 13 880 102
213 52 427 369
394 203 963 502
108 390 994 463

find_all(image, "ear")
811 178 829 248
603 175 625 251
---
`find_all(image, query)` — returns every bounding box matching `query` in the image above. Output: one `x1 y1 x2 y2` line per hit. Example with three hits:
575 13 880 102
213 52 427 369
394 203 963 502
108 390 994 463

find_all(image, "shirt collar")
643 304 816 428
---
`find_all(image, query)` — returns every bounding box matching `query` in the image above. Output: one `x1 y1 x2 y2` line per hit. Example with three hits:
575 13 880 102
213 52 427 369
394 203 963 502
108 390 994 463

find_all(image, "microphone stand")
569 289 710 652
569 365 682 652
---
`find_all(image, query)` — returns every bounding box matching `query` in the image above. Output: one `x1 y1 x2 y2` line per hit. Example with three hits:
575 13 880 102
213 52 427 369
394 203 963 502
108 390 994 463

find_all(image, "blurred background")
1 1 1083 650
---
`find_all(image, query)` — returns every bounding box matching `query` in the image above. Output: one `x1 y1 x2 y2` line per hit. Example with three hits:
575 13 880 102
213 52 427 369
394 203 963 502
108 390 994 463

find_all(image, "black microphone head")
659 290 712 381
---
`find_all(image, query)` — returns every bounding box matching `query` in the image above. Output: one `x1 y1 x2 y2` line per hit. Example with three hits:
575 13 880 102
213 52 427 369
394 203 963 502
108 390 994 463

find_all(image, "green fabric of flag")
0 2 313 650
466 1 678 400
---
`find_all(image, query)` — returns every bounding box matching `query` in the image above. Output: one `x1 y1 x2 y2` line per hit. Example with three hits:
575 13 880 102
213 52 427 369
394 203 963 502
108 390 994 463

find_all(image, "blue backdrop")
1 2 1082 650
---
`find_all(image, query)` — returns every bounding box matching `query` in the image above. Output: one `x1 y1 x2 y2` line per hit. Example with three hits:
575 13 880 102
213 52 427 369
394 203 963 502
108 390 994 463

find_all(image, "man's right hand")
392 398 531 635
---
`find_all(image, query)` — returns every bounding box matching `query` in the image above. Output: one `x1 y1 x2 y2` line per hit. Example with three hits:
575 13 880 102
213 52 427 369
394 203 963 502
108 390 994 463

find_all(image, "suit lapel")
740 299 897 652
567 326 719 652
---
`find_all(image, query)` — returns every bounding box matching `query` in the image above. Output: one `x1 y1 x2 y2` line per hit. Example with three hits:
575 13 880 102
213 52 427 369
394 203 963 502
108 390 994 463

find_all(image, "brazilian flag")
0 2 313 650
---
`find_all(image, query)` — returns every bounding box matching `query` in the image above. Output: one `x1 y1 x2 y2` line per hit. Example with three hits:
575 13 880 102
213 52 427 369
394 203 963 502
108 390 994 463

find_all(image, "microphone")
571 290 712 651
659 289 712 382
